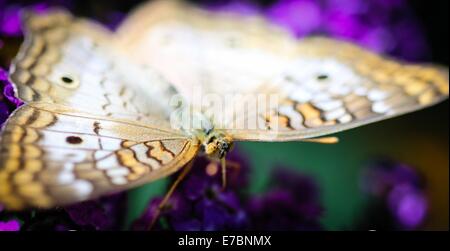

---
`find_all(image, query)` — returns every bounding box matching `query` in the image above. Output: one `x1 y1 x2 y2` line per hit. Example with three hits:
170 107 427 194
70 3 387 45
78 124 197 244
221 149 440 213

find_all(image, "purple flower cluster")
64 192 127 230
201 0 427 61
0 0 71 37
0 192 127 231
132 151 252 231
359 160 428 230
247 168 323 230
132 151 323 231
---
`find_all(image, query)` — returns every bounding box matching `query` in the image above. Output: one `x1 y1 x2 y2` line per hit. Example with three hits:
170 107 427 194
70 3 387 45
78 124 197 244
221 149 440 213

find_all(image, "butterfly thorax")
202 131 234 159
171 106 233 159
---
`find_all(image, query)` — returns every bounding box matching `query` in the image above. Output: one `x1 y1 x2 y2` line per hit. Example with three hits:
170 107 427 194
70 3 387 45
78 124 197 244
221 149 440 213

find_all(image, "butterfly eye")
58 75 79 89
317 74 329 81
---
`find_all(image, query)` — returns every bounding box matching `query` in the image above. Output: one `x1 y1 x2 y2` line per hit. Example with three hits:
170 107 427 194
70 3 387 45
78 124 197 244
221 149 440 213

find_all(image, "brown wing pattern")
10 9 106 104
229 38 448 141
0 103 198 209
10 9 177 125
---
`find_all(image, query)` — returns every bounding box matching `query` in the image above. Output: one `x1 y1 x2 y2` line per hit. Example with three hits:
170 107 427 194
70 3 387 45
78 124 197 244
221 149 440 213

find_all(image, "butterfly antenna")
148 160 194 230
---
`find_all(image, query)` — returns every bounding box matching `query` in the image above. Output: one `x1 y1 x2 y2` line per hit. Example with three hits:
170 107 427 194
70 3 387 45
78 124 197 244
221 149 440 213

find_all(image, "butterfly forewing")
0 9 199 209
0 103 198 209
10 9 178 125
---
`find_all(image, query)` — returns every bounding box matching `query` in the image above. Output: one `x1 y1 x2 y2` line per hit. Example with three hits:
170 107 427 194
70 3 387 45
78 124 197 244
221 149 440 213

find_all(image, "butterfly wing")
227 37 449 141
0 102 198 209
116 1 449 141
0 9 199 209
115 0 296 103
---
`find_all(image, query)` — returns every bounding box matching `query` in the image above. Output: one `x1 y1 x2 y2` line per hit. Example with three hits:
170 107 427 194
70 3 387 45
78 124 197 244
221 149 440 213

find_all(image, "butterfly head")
203 132 233 159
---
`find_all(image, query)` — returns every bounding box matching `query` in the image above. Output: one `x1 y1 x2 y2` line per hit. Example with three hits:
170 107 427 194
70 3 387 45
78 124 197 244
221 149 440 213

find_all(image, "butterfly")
0 0 448 210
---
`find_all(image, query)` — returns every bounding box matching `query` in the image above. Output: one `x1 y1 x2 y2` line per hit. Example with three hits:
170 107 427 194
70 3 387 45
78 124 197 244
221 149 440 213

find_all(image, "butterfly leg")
225 159 241 170
221 158 227 190
220 158 241 190
148 160 195 230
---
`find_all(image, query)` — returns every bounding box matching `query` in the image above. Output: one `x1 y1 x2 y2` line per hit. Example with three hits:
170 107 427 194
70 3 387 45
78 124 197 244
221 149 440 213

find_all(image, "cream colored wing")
115 0 296 103
0 103 198 209
0 8 199 209
115 0 449 141
227 38 449 141
10 9 178 127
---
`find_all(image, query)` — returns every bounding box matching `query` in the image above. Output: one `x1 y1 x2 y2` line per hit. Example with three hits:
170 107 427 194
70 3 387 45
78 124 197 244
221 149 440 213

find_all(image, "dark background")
409 0 449 65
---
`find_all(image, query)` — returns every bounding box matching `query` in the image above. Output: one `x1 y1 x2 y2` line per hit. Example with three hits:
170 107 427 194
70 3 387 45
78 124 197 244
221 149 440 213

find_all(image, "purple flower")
0 203 21 231
1 67 23 126
0 2 50 36
388 184 427 229
0 193 127 231
268 0 323 37
267 0 427 61
0 219 21 231
360 160 428 230
246 168 323 230
133 149 251 231
103 11 126 31
133 157 324 231
1 68 23 105
64 192 127 231
361 160 422 197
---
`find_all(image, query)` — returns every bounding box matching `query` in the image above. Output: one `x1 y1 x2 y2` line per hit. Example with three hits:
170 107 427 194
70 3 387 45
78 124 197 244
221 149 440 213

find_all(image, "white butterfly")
0 0 448 209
